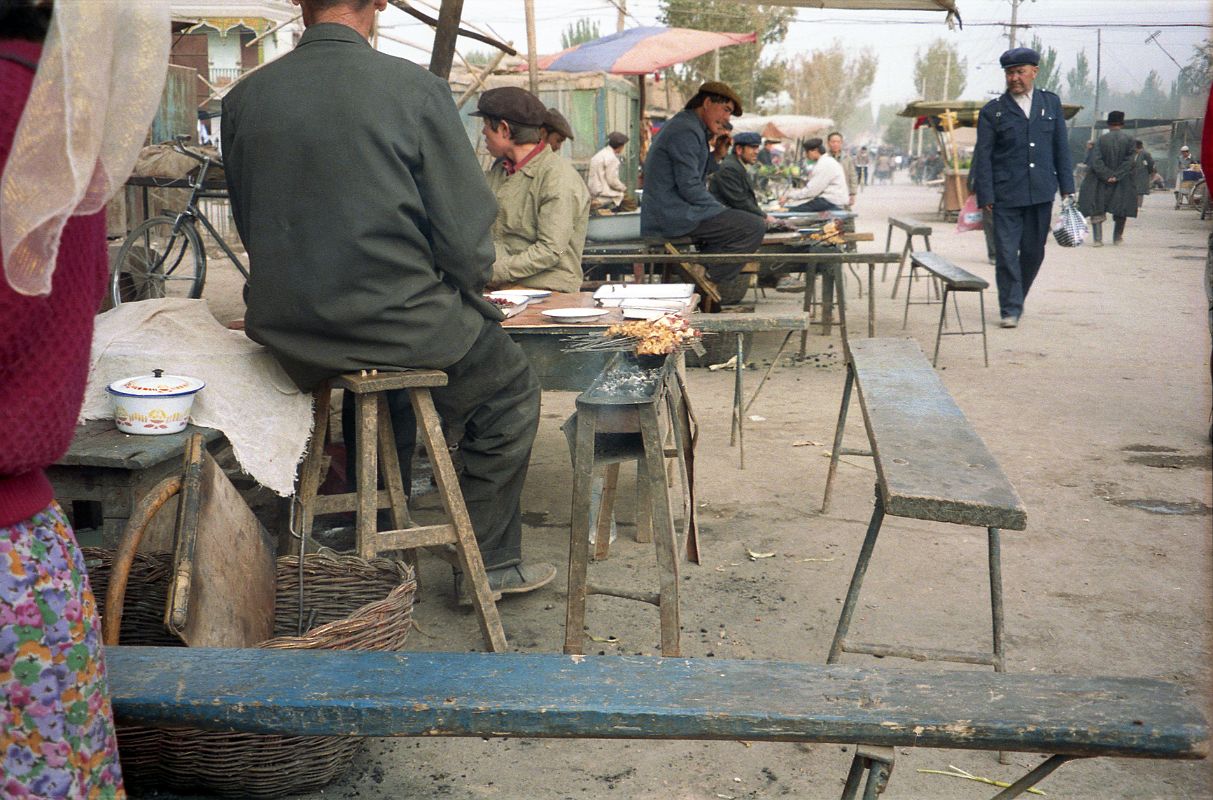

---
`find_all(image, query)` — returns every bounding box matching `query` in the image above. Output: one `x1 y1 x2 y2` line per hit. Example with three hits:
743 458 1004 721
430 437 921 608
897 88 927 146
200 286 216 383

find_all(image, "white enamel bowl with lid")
106 369 205 435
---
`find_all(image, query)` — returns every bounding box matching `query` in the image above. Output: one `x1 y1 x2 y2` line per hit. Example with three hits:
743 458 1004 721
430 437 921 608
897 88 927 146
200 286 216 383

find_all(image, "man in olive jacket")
222 0 553 599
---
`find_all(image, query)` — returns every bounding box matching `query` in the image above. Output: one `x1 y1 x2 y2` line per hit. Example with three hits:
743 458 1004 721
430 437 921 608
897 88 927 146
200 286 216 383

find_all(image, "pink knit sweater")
0 38 109 526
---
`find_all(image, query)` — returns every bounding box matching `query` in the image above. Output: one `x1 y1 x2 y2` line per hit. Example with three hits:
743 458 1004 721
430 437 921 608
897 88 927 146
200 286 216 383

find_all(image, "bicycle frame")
168 139 250 280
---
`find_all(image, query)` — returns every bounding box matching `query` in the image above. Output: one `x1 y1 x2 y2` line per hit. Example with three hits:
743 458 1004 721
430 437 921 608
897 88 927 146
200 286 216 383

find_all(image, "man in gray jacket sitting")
641 81 765 305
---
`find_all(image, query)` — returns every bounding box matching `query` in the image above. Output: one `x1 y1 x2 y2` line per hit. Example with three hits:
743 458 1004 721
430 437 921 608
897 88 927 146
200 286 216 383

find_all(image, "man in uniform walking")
973 46 1074 328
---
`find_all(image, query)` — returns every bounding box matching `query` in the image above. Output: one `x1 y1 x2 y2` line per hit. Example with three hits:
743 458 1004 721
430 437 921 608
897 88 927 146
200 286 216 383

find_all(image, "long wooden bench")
107 647 1208 800
903 251 990 366
884 216 933 297
821 337 1024 690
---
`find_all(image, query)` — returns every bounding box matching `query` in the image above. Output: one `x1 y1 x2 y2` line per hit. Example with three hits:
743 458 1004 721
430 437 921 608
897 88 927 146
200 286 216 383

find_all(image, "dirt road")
188 177 1212 799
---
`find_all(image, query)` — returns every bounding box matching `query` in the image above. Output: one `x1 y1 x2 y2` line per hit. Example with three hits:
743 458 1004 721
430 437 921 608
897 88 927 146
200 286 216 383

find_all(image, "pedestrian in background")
1077 111 1137 246
972 46 1074 329
1133 140 1155 209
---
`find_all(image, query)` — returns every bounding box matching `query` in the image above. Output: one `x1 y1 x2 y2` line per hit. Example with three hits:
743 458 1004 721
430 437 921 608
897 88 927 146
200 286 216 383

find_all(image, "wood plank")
58 420 223 469
167 441 276 647
694 313 810 333
106 647 1208 760
888 216 934 235
910 252 988 290
850 338 1027 530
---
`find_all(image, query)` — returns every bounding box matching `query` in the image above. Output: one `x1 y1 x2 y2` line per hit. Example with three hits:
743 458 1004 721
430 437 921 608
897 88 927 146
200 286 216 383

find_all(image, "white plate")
541 308 610 323
490 289 551 302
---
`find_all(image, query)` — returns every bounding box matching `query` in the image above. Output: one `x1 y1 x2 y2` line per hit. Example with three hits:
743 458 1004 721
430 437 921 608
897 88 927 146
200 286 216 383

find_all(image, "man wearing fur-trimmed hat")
973 46 1074 329
641 81 766 305
1077 110 1137 246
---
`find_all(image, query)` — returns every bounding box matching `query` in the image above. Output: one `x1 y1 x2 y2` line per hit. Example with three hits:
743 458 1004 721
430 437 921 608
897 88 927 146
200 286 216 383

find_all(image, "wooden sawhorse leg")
827 485 885 664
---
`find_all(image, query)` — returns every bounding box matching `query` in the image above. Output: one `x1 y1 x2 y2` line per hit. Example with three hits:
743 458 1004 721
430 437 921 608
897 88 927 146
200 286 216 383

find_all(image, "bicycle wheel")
111 216 207 306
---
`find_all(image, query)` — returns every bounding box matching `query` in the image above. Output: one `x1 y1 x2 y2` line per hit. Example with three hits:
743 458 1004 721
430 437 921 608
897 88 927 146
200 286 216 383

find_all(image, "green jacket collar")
297 22 371 49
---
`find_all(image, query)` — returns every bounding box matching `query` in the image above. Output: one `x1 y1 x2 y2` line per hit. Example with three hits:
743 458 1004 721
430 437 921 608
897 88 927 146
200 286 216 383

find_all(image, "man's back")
222 23 497 390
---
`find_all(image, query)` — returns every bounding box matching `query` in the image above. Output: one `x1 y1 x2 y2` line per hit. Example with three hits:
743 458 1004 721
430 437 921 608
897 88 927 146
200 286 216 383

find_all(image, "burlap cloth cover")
81 298 312 495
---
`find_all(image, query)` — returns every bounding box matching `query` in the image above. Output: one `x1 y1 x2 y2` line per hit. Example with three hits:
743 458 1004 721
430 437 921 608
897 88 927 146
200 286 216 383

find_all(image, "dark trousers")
688 208 766 283
982 206 997 261
344 318 540 570
991 201 1052 318
789 198 841 212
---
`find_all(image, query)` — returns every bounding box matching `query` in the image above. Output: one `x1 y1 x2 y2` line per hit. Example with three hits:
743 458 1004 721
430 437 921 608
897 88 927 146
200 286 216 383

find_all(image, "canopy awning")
898 99 1083 127
535 26 757 75
736 0 961 27
731 114 835 140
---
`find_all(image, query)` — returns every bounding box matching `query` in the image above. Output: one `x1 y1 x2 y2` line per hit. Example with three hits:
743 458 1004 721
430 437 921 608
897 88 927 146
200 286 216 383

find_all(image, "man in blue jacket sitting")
972 47 1074 329
641 81 765 305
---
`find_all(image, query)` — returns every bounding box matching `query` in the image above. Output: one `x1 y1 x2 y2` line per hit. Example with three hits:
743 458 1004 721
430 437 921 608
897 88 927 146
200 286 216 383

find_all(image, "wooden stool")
564 356 697 657
295 370 506 652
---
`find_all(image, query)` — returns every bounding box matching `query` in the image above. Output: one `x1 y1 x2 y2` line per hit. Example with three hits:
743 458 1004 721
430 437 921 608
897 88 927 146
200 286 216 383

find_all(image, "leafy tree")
784 42 877 133
561 18 601 50
659 0 795 110
876 102 911 149
464 49 493 66
912 39 966 101
1178 38 1212 98
1065 49 1095 121
1029 36 1062 94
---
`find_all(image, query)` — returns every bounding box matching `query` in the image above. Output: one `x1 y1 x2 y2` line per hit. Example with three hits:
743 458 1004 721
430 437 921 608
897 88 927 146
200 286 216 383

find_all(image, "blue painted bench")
106 647 1207 799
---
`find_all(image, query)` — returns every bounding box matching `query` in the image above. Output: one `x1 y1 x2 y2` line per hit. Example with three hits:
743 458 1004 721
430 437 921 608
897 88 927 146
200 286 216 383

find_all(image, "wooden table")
503 292 628 392
48 420 224 547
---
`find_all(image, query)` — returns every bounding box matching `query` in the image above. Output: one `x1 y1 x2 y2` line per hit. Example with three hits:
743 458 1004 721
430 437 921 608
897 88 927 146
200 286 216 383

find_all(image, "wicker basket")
88 548 415 798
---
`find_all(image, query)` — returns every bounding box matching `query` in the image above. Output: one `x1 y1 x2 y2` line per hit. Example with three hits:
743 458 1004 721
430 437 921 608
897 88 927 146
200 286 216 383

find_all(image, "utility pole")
524 0 537 93
616 0 626 34
1007 0 1033 49
1092 27 1102 135
942 47 951 100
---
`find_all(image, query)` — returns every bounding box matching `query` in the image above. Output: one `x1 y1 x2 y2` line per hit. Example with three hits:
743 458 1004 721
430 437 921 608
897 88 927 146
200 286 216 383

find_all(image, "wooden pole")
637 75 648 165
616 0 626 34
524 0 538 93
455 48 509 109
428 0 465 78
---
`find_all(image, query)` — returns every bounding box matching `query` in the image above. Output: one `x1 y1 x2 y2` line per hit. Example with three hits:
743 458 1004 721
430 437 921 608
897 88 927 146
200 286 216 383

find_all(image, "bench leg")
882 224 893 280
293 385 332 556
901 265 916 329
354 391 379 560
828 487 885 664
564 409 598 655
979 291 989 367
821 364 855 514
989 524 1010 764
640 403 682 657
932 287 950 366
988 755 1076 799
867 262 876 338
890 237 912 298
840 744 895 800
592 463 620 561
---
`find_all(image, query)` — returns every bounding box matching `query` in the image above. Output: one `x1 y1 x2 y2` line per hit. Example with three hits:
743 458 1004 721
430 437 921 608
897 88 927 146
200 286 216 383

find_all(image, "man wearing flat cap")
973 46 1074 328
709 131 765 218
224 0 554 604
477 87 589 295
542 107 574 153
1077 110 1137 245
641 81 766 305
588 131 631 211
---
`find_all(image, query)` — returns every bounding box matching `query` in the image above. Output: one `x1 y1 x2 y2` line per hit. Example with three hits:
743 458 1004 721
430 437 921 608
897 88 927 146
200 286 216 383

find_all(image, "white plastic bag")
1051 197 1087 247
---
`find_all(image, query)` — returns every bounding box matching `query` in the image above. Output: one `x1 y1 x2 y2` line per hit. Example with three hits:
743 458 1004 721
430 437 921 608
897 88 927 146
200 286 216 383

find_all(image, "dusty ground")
159 176 1211 799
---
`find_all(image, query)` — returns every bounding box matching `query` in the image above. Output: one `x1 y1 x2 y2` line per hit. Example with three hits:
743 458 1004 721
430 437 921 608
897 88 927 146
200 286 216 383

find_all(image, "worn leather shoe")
775 275 806 293
999 316 1019 329
456 561 557 607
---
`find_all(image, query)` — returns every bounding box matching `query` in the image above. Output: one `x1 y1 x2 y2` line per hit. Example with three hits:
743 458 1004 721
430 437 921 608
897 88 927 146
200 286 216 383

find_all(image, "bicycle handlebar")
172 135 225 170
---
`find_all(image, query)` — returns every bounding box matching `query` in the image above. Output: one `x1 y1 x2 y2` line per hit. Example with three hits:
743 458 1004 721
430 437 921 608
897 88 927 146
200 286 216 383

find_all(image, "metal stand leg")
867 262 876 338
828 486 885 664
821 365 854 514
988 524 1010 764
881 224 893 281
988 755 1076 799
901 264 915 329
933 287 949 366
729 333 745 468
840 745 895 800
890 236 912 298
979 291 989 367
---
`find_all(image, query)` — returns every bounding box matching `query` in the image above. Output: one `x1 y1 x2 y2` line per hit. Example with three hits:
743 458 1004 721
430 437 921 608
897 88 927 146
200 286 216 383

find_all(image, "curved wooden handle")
101 475 182 647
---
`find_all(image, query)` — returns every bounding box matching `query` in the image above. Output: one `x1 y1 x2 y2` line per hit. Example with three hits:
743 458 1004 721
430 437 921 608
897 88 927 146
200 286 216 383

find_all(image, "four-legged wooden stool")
564 356 697 657
295 370 506 652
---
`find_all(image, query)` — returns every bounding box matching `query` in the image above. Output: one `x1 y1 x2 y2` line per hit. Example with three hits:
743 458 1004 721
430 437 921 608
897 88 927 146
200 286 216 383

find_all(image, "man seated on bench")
640 81 765 304
222 0 555 604
479 87 590 295
708 131 772 223
782 138 849 212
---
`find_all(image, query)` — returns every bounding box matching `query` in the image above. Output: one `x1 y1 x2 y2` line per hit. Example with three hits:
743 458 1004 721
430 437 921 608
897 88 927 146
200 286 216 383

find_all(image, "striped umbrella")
536 26 757 75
